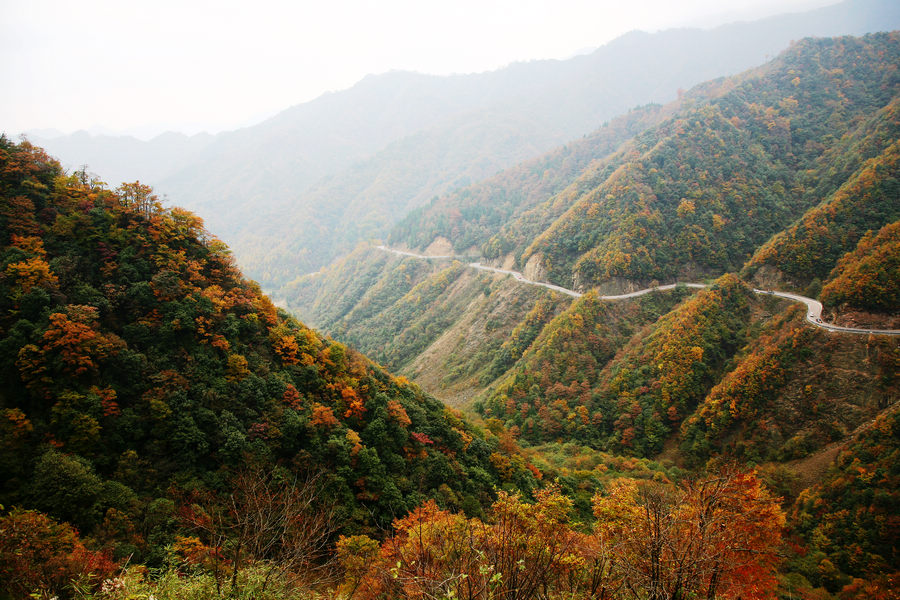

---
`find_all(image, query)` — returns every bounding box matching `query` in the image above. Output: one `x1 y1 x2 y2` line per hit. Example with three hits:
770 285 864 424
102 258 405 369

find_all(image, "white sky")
1 0 835 139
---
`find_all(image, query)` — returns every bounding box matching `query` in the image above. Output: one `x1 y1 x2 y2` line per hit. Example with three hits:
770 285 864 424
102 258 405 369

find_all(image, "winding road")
375 245 900 336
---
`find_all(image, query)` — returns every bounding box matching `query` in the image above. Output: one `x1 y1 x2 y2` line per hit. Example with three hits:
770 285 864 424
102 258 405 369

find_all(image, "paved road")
375 245 900 336
375 245 459 260
468 262 583 298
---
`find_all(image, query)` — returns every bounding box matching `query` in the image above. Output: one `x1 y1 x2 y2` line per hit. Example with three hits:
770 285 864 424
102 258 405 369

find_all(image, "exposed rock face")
749 264 793 291
591 277 651 296
523 253 547 282
424 236 454 256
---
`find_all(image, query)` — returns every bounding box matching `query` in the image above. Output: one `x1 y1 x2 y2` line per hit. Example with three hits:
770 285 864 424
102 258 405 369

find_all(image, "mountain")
4 29 900 600
25 0 900 292
287 33 900 593
388 34 900 295
27 130 215 187
0 138 541 578
292 31 899 383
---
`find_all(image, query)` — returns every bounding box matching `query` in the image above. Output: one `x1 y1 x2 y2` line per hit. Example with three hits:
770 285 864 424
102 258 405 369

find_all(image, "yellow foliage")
225 354 250 382
6 257 57 293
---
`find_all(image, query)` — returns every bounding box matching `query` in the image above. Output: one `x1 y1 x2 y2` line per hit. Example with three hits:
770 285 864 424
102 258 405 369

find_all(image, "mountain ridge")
288 32 899 476
25 0 900 291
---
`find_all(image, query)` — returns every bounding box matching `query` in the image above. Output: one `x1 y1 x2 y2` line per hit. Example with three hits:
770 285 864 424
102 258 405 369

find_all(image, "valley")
277 29 899 597
2 3 899 598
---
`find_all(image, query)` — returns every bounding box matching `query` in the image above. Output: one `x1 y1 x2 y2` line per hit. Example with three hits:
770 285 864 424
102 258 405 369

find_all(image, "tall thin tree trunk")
706 561 720 600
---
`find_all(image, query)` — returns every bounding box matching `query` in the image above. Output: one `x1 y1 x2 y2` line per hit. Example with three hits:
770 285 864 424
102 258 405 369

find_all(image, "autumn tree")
351 485 616 600
181 465 336 597
0 507 118 597
116 181 161 218
592 466 784 600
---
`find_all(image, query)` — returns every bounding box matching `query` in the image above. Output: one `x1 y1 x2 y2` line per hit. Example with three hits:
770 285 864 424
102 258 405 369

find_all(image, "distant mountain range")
290 30 899 401
285 33 899 590
5 2 900 595
26 0 900 291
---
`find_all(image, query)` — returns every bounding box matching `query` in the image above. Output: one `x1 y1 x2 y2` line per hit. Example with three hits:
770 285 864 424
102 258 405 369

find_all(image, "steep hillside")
288 246 575 407
0 139 538 570
520 34 900 292
820 221 900 317
680 306 898 465
784 406 900 594
746 109 900 292
289 32 900 411
478 276 751 454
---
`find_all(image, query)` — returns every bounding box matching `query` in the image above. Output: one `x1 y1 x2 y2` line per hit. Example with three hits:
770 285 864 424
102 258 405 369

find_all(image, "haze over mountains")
291 29 900 400
28 0 900 293
281 31 899 593
3 0 900 597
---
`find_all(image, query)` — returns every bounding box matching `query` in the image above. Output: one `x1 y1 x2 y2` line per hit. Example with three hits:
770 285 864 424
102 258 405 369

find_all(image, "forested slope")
820 220 900 315
285 34 900 596
518 34 900 291
290 32 900 407
0 139 538 573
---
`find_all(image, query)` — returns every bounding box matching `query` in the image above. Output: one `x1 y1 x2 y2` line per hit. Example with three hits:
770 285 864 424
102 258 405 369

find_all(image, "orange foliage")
592 467 784 600
210 334 230 352
310 403 338 428
349 487 604 600
346 428 363 456
387 400 412 428
253 293 278 326
9 234 46 256
0 195 40 236
170 534 226 571
282 384 302 409
273 334 300 365
0 508 119 597
341 386 366 419
40 306 122 376
92 386 120 417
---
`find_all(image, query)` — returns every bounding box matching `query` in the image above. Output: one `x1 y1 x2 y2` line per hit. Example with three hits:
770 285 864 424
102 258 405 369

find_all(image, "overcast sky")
2 0 836 139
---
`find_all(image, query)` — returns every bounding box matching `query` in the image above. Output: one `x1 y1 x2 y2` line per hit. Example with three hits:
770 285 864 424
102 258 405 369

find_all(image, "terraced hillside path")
375 245 900 336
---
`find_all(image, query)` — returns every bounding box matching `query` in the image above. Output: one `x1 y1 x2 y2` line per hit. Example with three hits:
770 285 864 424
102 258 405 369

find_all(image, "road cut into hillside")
375 245 899 336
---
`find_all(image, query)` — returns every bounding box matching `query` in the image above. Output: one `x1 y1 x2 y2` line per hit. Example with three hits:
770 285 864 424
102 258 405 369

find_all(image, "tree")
116 181 161 218
592 466 784 600
353 485 610 600
30 449 104 531
180 465 336 597
0 507 118 598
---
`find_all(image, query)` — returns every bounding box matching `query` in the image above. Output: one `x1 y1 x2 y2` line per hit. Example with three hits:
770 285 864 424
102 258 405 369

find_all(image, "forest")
0 138 546 598
0 137 811 600
282 31 899 600
3 26 900 600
